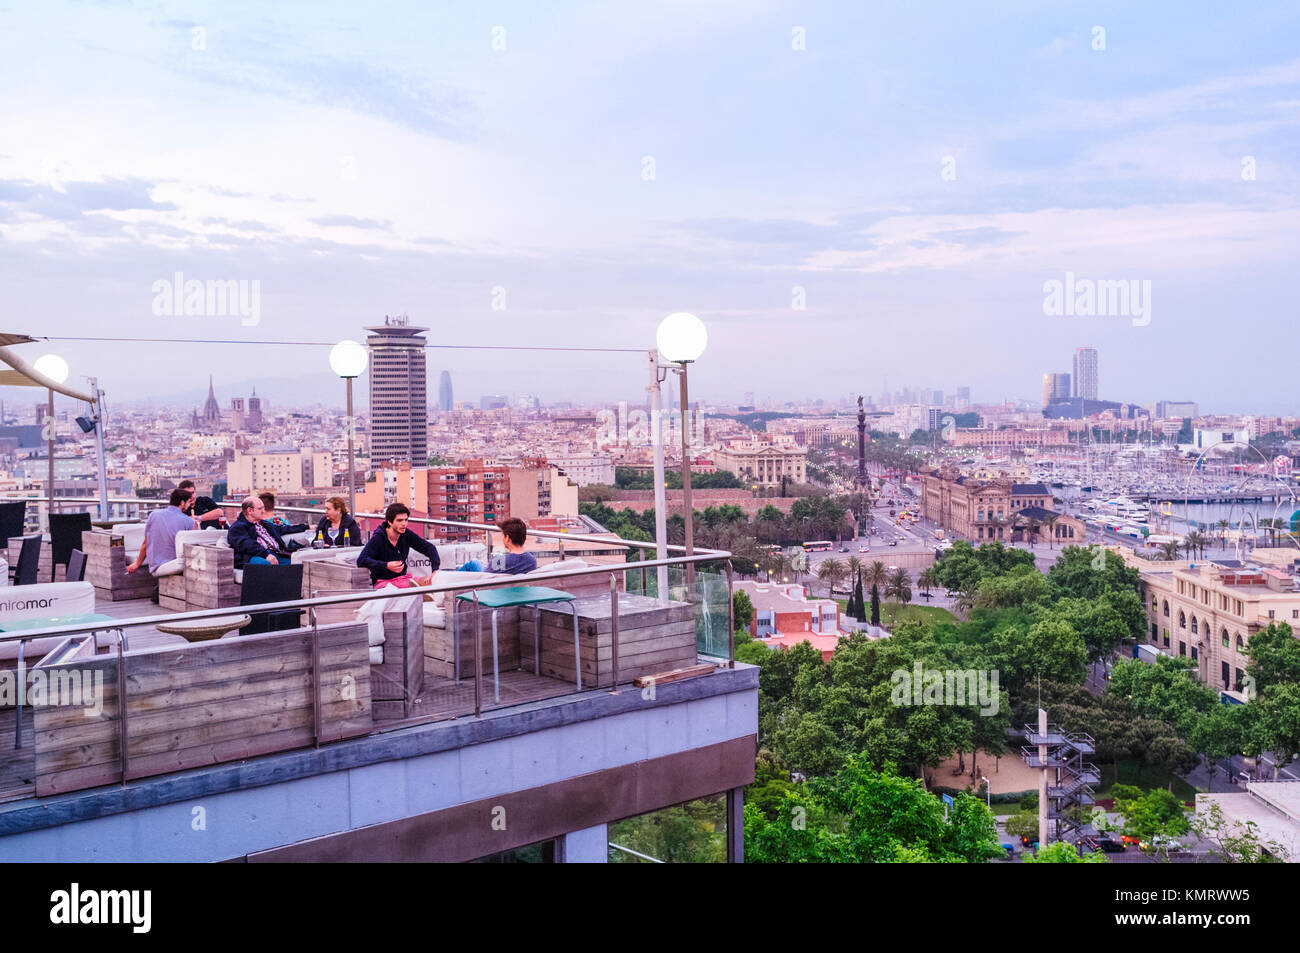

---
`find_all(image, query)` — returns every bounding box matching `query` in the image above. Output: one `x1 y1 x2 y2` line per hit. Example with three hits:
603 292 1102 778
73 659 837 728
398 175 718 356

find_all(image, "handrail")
0 545 732 645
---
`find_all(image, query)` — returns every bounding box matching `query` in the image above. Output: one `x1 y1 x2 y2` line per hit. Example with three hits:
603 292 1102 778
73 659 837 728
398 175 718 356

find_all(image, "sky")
0 0 1297 415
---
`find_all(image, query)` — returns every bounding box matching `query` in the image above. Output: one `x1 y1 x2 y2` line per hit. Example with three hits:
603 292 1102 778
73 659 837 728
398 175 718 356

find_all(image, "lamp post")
656 312 707 589
34 354 69 533
329 341 369 519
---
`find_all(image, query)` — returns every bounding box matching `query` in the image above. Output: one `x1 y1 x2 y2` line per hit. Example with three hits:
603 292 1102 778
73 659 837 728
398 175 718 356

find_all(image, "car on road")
840 547 850 553
1092 837 1127 853
858 546 870 552
889 540 898 546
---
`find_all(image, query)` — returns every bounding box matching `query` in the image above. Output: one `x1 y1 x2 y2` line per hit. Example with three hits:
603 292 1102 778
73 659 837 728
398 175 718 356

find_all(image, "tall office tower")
931 389 944 406
438 370 454 412
366 314 428 466
1073 347 1099 401
1042 372 1071 408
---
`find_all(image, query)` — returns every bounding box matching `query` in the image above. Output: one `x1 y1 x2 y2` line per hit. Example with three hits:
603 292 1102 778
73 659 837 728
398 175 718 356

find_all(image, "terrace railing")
0 512 735 800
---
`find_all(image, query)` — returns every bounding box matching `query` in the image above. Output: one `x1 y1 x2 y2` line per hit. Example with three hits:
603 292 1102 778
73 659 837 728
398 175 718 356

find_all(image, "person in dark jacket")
227 496 293 569
357 503 440 588
313 496 363 547
180 479 226 528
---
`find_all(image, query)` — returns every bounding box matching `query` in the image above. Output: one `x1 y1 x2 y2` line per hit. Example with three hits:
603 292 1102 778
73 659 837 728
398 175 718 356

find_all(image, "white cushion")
119 524 146 554
368 645 384 665
0 582 100 661
153 557 184 577
423 605 446 629
529 559 593 576
174 528 225 560
234 569 243 584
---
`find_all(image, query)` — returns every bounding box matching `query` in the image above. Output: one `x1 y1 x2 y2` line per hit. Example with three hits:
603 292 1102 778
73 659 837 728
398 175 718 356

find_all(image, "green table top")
455 585 576 609
0 612 116 632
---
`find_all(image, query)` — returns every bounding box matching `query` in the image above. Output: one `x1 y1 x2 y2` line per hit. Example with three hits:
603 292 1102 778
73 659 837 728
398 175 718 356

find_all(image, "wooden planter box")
314 590 426 721
521 594 695 689
184 544 240 609
32 621 373 796
83 529 155 601
424 605 523 681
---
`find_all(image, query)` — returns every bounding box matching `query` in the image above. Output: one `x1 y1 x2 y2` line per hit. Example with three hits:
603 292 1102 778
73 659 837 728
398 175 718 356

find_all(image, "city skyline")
1 2 1297 413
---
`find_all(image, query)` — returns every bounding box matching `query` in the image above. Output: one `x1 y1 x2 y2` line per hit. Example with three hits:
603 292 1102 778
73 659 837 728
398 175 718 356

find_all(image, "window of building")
470 839 557 864
1150 623 1158 642
1178 611 1186 629
607 794 727 863
1234 668 1245 693
1268 609 1275 619
1191 646 1198 661
1163 600 1169 617
1236 634 1244 650
1163 633 1170 648
1222 629 1229 647
1179 641 1186 656
1221 661 1230 689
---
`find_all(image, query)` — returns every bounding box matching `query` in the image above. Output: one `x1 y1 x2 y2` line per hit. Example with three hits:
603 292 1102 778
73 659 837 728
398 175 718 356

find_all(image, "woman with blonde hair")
314 495 363 547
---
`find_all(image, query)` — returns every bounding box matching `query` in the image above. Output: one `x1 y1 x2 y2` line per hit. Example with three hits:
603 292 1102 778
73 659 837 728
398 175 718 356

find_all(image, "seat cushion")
152 557 184 577
422 605 447 629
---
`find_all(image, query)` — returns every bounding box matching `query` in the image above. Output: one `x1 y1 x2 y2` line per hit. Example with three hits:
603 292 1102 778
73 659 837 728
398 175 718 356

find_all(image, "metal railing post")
310 606 321 747
609 573 620 693
117 637 129 785
726 559 735 668
473 591 483 717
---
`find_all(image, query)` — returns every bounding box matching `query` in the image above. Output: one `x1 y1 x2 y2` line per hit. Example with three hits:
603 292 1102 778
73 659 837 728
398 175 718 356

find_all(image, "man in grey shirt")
127 488 197 577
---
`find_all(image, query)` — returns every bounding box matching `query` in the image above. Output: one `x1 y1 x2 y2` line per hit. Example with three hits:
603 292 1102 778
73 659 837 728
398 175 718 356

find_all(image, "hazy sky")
1 0 1297 414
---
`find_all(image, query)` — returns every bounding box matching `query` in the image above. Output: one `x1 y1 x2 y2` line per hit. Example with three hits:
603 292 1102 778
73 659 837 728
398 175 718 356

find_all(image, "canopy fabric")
0 345 96 402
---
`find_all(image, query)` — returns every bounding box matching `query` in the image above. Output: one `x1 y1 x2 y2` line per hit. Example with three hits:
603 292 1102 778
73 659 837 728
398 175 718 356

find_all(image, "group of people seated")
127 483 537 598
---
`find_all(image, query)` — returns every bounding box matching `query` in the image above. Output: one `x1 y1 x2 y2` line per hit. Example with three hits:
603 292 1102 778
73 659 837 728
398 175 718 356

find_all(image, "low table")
455 586 580 702
156 614 252 643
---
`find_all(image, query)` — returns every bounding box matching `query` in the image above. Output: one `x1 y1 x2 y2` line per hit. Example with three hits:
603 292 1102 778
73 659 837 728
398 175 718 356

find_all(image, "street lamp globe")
656 312 707 364
34 354 69 385
329 340 368 378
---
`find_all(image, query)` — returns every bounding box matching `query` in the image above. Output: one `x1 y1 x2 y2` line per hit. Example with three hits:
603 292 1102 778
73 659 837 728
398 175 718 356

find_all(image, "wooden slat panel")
33 622 372 796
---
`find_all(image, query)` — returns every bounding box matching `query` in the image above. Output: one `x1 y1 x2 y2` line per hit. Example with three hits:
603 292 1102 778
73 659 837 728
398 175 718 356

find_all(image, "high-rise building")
1157 400 1198 419
931 389 944 406
426 458 510 542
1042 372 1071 409
1073 347 1099 401
438 370 453 413
366 314 428 466
480 395 508 411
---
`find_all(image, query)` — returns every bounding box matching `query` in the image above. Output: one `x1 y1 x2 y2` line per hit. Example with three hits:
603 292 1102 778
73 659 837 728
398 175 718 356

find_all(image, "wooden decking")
391 668 579 724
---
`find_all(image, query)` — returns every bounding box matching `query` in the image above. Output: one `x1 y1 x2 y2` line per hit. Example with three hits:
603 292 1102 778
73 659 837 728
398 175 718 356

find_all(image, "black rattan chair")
65 548 87 582
49 512 92 582
12 536 41 586
0 500 26 549
239 563 305 635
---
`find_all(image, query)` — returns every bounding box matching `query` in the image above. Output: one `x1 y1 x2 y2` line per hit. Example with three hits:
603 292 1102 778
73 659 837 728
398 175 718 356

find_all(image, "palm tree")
865 561 889 610
846 555 863 580
885 567 913 606
1025 516 1040 547
917 567 937 599
816 558 848 597
1217 519 1229 548
1159 540 1182 561
1042 514 1059 549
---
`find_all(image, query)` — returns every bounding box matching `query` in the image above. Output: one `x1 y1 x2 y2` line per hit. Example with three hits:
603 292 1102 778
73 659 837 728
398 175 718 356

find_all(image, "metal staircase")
1019 724 1100 846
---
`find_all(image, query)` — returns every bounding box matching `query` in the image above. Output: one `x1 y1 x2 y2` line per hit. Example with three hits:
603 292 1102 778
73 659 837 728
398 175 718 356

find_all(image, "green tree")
1111 784 1190 859
870 583 881 626
885 567 912 607
733 589 755 631
1190 801 1288 863
1023 842 1108 863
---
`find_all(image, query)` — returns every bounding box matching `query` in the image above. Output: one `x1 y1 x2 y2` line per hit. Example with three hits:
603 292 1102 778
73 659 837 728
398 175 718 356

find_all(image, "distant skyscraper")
480 395 508 411
956 386 970 400
1042 372 1071 409
366 314 428 466
931 389 944 406
438 370 454 413
1073 347 1099 401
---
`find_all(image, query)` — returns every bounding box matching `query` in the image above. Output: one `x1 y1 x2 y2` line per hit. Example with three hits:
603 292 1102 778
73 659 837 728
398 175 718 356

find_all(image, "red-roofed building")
735 581 847 660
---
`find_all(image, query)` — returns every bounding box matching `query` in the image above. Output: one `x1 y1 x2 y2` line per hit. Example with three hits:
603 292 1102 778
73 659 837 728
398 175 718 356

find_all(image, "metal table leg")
453 600 460 684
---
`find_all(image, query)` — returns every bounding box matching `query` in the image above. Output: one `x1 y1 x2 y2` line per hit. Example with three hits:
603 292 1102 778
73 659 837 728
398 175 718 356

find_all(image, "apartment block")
228 448 333 495
1140 562 1300 694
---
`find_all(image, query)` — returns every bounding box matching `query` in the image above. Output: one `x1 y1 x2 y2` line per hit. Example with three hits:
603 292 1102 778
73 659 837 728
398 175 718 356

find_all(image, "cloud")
309 215 392 230
0 177 177 221
1035 36 1076 58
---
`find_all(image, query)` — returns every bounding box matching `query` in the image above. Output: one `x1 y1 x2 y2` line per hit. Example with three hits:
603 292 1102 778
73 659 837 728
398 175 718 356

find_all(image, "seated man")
258 491 309 540
459 518 538 574
227 496 293 569
180 479 226 529
357 503 440 588
126 488 196 602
